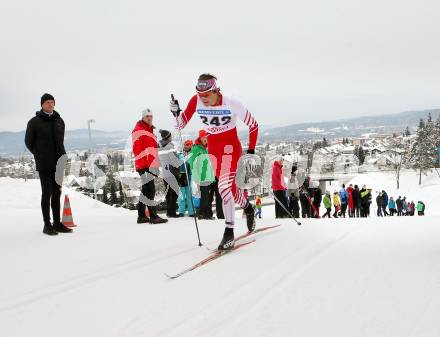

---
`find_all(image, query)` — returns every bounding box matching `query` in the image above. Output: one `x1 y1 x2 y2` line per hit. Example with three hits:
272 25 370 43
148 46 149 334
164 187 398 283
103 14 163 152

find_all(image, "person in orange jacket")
255 195 262 219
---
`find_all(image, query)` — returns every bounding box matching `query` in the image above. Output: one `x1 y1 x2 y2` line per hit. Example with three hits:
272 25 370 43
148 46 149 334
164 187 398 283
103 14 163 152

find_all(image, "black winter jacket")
25 110 66 171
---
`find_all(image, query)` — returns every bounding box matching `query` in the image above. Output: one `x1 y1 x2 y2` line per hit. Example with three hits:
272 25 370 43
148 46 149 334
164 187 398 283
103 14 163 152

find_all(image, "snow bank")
1 177 440 337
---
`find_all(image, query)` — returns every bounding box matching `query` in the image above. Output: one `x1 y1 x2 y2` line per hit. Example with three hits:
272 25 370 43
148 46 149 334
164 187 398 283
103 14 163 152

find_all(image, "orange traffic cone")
62 194 77 227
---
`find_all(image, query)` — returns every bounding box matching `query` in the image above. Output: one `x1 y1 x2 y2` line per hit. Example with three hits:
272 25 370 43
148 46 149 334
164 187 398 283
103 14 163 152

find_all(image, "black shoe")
150 216 168 224
53 222 73 233
167 213 180 218
178 213 185 217
43 224 58 236
198 214 214 220
137 216 150 224
244 203 256 232
218 226 234 251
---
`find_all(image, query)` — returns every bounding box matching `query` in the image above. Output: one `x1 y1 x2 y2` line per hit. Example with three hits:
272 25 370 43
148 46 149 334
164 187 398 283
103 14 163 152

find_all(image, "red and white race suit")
176 94 258 226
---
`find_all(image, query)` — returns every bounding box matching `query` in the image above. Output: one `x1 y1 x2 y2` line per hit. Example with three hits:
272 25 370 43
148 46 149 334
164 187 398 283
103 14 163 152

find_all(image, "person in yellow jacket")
333 191 340 218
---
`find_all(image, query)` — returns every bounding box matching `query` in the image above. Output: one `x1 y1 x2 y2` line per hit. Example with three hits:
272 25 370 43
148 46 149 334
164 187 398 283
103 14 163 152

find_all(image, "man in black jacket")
25 93 72 235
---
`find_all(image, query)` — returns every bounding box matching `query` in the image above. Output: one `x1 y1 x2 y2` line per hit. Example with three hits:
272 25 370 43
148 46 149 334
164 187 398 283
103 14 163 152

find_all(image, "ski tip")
164 273 177 280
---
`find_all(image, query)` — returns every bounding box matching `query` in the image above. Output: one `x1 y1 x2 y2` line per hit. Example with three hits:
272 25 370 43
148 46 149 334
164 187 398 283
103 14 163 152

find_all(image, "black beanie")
159 129 171 140
41 93 55 106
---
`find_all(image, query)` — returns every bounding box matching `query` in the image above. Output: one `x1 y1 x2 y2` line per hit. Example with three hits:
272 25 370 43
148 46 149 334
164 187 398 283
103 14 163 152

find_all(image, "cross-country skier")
170 73 259 250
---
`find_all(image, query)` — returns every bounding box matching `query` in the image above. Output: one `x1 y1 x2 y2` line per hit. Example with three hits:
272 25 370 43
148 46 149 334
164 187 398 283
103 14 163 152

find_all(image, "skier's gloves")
246 149 255 154
170 96 181 118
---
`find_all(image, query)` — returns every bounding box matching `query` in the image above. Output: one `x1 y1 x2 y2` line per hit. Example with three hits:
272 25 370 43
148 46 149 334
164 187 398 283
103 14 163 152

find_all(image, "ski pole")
271 191 302 226
171 94 203 247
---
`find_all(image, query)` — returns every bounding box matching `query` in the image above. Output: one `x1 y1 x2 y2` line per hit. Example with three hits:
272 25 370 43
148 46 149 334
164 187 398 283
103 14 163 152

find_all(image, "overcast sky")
1 0 439 132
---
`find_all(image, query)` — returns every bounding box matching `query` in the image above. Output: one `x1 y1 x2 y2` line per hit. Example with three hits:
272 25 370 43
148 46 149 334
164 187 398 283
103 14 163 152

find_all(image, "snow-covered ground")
1 172 440 337
328 170 440 215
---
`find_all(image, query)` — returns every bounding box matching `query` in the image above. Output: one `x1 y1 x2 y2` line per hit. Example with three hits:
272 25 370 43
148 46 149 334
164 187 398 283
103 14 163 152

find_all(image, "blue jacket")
339 188 348 204
388 199 396 209
382 192 389 206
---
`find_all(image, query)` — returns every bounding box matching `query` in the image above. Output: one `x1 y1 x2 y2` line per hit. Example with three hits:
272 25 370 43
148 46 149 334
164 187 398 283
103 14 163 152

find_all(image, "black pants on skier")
39 170 62 225
137 168 158 218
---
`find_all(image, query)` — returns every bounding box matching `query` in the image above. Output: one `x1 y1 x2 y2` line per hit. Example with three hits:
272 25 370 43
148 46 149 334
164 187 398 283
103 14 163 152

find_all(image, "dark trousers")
382 206 389 216
377 206 383 216
361 204 368 217
39 171 62 225
300 198 310 218
200 183 213 217
333 206 339 218
274 190 288 218
137 169 157 218
164 180 178 216
289 196 300 218
340 203 347 217
199 178 224 218
322 208 331 218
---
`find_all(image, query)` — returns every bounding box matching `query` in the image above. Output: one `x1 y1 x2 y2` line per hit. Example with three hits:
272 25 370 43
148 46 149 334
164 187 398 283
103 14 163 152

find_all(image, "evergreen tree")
404 126 411 137
109 180 118 205
354 145 366 165
102 186 109 204
322 137 329 147
411 117 437 184
118 182 125 205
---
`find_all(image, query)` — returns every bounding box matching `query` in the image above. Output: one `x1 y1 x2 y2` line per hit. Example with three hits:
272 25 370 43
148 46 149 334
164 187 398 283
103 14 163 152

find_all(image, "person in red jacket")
132 109 167 224
346 184 355 217
170 73 259 250
272 158 288 218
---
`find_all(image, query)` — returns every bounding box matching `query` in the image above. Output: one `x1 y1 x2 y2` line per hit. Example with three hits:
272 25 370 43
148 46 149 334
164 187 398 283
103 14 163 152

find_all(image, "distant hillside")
1 108 439 155
260 109 440 141
0 129 130 156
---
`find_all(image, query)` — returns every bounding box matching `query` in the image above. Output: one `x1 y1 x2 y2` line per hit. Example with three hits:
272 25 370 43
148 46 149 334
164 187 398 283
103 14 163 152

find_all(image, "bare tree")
385 135 413 189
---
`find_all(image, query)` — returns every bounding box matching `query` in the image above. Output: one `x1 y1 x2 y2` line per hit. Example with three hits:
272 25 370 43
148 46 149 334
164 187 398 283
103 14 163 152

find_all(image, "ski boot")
218 226 235 251
244 203 256 233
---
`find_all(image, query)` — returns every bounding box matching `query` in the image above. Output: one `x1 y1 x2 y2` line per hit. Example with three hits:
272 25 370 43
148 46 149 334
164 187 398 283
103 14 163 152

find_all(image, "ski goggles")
196 78 217 94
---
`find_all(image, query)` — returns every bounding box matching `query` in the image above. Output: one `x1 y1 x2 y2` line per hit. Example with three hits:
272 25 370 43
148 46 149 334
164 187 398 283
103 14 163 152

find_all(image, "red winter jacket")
346 185 354 209
132 120 159 170
272 161 286 191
